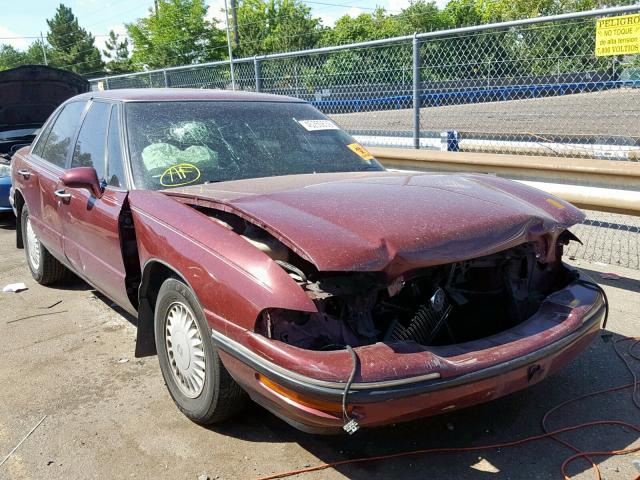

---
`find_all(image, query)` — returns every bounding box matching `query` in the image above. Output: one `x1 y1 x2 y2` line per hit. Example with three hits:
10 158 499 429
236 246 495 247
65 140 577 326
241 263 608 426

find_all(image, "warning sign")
595 13 640 56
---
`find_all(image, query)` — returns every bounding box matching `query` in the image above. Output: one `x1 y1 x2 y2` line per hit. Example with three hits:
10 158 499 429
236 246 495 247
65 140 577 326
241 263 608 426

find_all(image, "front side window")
40 101 86 167
125 101 383 190
71 101 111 180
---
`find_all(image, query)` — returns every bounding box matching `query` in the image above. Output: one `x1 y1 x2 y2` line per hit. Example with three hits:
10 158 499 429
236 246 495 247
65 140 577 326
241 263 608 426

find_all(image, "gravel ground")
331 88 640 140
0 214 638 480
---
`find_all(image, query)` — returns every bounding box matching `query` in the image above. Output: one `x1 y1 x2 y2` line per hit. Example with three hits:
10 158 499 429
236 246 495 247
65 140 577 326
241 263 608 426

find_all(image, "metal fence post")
104 77 110 90
254 56 262 92
412 33 421 150
163 69 169 87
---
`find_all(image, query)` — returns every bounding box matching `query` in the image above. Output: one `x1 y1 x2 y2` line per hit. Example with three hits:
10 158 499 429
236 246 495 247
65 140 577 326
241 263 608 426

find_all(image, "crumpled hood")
166 171 584 273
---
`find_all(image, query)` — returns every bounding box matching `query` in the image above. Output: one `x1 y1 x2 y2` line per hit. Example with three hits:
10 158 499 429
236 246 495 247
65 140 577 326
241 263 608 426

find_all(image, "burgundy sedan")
10 89 605 434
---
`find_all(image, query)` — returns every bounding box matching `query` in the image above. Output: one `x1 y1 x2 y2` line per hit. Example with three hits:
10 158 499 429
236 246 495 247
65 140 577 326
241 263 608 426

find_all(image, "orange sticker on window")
160 163 201 187
347 143 374 162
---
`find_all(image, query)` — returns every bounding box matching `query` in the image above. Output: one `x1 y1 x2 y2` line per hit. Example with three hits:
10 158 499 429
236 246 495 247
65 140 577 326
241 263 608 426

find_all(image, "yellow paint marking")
159 163 201 187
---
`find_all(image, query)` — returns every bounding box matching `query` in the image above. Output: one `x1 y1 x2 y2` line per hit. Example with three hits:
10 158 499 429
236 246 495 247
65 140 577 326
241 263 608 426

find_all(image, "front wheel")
21 204 69 285
154 277 247 424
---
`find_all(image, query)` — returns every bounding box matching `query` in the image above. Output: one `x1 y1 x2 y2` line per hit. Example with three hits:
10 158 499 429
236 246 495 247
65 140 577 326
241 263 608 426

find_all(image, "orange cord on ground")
257 337 640 480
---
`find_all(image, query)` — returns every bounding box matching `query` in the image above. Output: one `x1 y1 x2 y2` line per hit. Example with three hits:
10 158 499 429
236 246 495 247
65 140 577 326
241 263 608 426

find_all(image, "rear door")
17 101 86 259
59 100 133 311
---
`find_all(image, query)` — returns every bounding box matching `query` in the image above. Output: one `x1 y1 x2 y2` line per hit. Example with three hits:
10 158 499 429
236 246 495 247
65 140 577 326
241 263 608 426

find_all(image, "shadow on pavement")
576 266 640 294
208 330 640 479
0 211 16 229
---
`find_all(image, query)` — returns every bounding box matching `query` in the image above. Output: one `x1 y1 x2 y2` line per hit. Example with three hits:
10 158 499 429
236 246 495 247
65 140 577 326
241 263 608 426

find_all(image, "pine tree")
103 30 132 73
46 4 104 75
0 45 27 71
126 0 226 69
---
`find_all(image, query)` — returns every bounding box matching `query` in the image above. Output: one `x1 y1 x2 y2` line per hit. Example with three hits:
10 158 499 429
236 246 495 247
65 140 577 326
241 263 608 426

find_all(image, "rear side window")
71 101 111 181
106 105 125 188
40 101 85 167
32 117 56 157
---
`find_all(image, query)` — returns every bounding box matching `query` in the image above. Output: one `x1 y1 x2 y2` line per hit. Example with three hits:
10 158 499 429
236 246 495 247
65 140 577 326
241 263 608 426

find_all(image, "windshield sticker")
297 119 339 131
347 143 374 162
159 163 201 187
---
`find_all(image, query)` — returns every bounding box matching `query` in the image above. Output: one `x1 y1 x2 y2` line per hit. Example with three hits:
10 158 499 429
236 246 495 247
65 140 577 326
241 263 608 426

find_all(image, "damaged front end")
256 236 579 352
166 187 605 433
188 199 589 355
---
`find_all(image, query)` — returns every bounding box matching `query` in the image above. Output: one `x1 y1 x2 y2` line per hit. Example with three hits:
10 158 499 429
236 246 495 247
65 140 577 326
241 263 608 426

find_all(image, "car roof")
73 88 307 103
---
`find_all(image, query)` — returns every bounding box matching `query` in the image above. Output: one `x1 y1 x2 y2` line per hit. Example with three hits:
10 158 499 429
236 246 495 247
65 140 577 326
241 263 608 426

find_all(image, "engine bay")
258 243 576 350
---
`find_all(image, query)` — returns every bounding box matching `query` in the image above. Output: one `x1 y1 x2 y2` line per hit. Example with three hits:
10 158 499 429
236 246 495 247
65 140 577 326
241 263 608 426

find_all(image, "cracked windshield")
125 101 384 189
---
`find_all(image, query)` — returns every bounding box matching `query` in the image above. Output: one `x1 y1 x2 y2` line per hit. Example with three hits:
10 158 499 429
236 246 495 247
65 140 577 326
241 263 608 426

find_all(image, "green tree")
321 8 401 45
442 0 483 27
46 3 104 74
234 0 322 57
25 40 53 65
0 41 53 71
103 30 133 73
126 0 226 69
396 1 451 34
0 45 27 71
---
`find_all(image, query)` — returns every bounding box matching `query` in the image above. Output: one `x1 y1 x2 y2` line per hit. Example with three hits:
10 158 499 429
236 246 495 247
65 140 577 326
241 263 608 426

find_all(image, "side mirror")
60 167 103 198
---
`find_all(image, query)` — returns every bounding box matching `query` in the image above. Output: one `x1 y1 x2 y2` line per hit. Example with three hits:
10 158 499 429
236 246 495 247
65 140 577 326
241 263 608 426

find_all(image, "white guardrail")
370 147 640 216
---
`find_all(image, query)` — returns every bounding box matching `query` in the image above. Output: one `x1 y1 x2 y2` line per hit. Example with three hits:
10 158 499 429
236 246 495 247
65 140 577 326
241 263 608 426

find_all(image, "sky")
0 0 450 54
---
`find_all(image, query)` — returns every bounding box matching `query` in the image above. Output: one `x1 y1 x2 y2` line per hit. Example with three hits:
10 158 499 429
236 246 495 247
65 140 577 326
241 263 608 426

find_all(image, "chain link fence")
89 5 640 269
92 5 640 160
565 210 640 270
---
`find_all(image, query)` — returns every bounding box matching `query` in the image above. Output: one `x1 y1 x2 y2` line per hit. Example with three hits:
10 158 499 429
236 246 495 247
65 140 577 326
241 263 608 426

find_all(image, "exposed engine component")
386 288 453 345
257 242 576 351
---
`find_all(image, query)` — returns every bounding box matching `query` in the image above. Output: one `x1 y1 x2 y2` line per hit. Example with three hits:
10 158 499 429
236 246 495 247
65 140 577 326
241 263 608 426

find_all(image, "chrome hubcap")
26 217 41 271
165 302 206 398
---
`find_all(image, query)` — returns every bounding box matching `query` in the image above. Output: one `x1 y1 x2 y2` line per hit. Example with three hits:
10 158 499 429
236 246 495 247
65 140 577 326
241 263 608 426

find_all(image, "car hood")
165 171 584 273
0 65 89 127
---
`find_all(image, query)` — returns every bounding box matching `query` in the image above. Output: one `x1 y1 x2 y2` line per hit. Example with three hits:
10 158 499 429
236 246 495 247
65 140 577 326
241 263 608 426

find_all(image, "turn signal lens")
257 374 349 414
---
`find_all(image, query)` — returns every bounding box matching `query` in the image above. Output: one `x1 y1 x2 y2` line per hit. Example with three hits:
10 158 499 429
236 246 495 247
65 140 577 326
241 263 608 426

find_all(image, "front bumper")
214 274 605 433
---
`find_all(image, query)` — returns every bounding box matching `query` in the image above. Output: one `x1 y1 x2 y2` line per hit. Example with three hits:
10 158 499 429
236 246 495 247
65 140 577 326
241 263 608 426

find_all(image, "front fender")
128 190 316 338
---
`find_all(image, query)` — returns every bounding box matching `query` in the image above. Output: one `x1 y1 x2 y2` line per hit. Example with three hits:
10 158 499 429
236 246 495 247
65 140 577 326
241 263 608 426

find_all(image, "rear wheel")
155 277 247 424
21 205 68 285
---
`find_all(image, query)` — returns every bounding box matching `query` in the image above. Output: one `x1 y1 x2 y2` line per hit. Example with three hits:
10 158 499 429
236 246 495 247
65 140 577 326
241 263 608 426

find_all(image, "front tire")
21 204 68 285
154 277 247 424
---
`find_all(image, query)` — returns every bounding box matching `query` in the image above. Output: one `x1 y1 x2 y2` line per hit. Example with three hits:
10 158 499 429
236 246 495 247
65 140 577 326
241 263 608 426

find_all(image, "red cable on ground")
256 337 640 480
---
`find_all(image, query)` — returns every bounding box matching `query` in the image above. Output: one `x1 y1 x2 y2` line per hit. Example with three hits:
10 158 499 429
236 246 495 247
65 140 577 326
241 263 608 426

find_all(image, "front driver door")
59 100 133 312
19 101 86 260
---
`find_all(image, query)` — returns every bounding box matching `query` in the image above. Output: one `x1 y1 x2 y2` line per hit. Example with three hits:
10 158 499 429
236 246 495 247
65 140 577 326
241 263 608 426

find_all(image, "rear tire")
21 204 69 285
154 277 247 424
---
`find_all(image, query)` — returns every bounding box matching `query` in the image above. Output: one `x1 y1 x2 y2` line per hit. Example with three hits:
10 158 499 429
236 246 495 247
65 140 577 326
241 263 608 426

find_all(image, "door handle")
17 169 31 179
54 189 72 201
